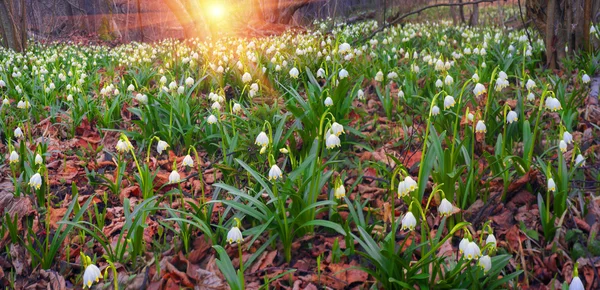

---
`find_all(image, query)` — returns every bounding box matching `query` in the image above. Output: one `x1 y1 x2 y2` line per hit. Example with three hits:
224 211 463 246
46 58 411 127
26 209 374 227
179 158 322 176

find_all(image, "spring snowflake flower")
507 111 518 123
14 127 23 138
324 97 333 107
268 164 283 181
435 79 443 88
473 83 486 96
435 59 445 71
135 93 148 104
127 84 135 91
438 198 453 217
83 264 102 288
160 76 167 84
227 226 243 244
563 131 573 144
185 77 194 86
527 92 535 101
467 113 474 121
547 178 556 192
17 100 30 109
357 89 365 100
326 133 341 149
575 154 586 166
445 75 454 86
338 69 349 79
316 68 325 78
232 103 242 114
35 154 43 165
255 132 269 147
495 77 509 91
375 71 384 82
0 80 5 87
478 255 492 273
559 140 567 153
334 184 346 199
545 97 562 111
157 140 169 154
242 72 252 83
582 74 590 84
472 73 480 82
444 96 456 109
526 79 536 90
169 170 181 183
289 67 300 79
570 276 584 290
431 105 440 116
398 90 405 98
207 114 218 124
182 155 194 167
2 98 9 105
464 241 481 260
330 122 344 136
486 234 497 249
29 173 42 190
401 212 417 231
459 238 469 254
116 139 133 153
398 176 417 197
338 43 351 54
475 120 487 133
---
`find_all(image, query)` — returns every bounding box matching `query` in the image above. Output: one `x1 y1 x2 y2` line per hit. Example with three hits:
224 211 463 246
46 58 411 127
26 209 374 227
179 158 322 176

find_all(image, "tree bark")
450 0 458 25
583 0 592 52
469 3 479 26
0 0 26 52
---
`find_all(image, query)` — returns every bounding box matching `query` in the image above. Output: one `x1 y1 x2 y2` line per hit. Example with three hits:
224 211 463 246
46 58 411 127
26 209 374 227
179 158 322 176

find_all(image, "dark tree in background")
0 0 27 52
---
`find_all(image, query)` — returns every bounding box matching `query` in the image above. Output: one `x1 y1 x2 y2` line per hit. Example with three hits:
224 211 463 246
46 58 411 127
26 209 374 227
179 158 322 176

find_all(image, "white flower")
324 97 333 107
127 84 135 91
526 79 536 90
289 67 300 79
444 75 454 86
333 184 346 199
486 234 497 249
582 74 591 84
316 68 325 78
495 77 509 91
177 86 185 94
478 255 492 272
338 69 349 79
182 155 194 167
185 77 194 86
545 97 562 111
398 90 405 98
17 100 30 109
404 176 417 192
207 114 218 124
268 164 283 180
116 139 133 153
547 178 556 192
83 264 102 288
473 83 486 96
559 140 567 153
338 43 351 54
357 89 365 100
227 226 243 244
2 98 9 105
443 96 456 109
435 79 443 88
459 238 469 254
35 154 43 165
569 276 584 290
169 170 181 183
326 133 341 149
375 71 384 82
232 103 242 114
160 76 167 84
255 132 269 147
135 93 148 104
527 92 535 101
157 140 169 154
397 181 408 198
467 113 474 121
242 72 252 83
438 198 453 216
563 131 573 144
401 212 417 231
330 122 344 136
29 173 42 190
431 105 440 116
475 121 487 133
472 73 479 82
279 148 288 154
464 241 481 260
575 154 586 166
13 127 23 138
507 111 518 123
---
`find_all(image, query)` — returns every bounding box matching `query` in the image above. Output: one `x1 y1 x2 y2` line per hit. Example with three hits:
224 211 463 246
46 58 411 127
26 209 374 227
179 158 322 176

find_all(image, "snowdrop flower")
459 238 469 254
160 76 167 84
563 131 573 144
434 59 445 71
526 79 536 90
545 97 562 111
472 73 479 82
2 98 9 105
268 164 283 181
495 77 509 91
444 96 456 109
527 92 535 101
435 79 443 88
486 234 497 249
182 155 194 167
289 67 299 79
232 103 242 114
333 184 346 199
135 93 148 104
316 68 325 78
326 134 341 149
475 121 487 133
127 84 135 91
404 176 417 192
401 212 417 231
473 83 486 96
467 113 474 121
227 225 243 244
255 132 269 147
559 140 567 153
338 69 349 79
83 264 101 288
357 89 364 100
507 111 518 124
330 122 344 136
211 101 221 111
35 154 43 165
29 173 42 190
116 139 133 153
547 178 556 192
207 114 218 124
185 77 194 86
14 127 23 138
324 97 333 107
169 170 181 183
17 100 30 109
431 105 440 116
444 75 454 86
582 74 590 84
338 43 351 54
464 241 481 260
398 90 405 98
156 140 169 154
0 80 5 87
575 154 586 166
242 72 252 83
478 255 492 273
438 198 453 217
177 86 185 94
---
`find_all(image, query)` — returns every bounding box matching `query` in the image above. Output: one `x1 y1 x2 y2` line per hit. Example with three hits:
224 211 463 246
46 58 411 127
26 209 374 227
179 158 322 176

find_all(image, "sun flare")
208 3 225 20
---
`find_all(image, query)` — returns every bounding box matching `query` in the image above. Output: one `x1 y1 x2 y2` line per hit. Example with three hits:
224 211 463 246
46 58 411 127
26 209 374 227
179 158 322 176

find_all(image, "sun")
208 3 225 20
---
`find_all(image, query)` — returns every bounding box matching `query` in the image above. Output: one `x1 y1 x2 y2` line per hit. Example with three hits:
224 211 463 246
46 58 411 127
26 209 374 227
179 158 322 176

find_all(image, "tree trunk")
469 3 479 26
0 0 26 52
162 0 209 40
458 0 465 23
450 0 458 25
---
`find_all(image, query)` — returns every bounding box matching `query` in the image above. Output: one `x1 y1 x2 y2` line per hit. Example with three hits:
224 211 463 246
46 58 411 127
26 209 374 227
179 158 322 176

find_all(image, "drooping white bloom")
467 113 474 122
459 238 469 254
29 173 42 190
526 79 536 90
338 69 349 79
116 139 133 153
444 96 456 109
563 131 573 144
559 140 567 153
160 76 167 84
324 97 333 107
169 170 181 183
398 90 405 98
435 79 443 88
527 92 535 101
242 72 252 83
255 132 269 147
357 89 365 100
401 212 417 231
268 164 283 180
232 103 242 114
330 122 344 136
185 77 194 86
127 84 135 91
156 140 169 154
326 133 341 149
2 98 9 105
547 178 556 192
316 68 325 78
575 154 586 166
375 71 384 82
333 184 346 199
444 75 454 86
438 198 453 217
83 264 102 288
338 43 351 54
464 241 481 260
289 67 300 79
472 73 479 82
17 100 30 109
486 234 497 249
227 226 243 244
475 120 487 133
473 83 486 96
582 74 591 84
569 276 584 290
545 97 562 111
182 155 194 167
13 127 23 138
495 77 509 91
431 105 440 116
478 255 492 272
35 154 43 165
211 101 221 111
507 111 518 124
207 114 218 124
135 93 148 104
404 176 417 192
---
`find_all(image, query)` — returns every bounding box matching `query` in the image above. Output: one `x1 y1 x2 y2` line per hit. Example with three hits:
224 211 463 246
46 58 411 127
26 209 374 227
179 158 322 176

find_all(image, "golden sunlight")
207 2 226 20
